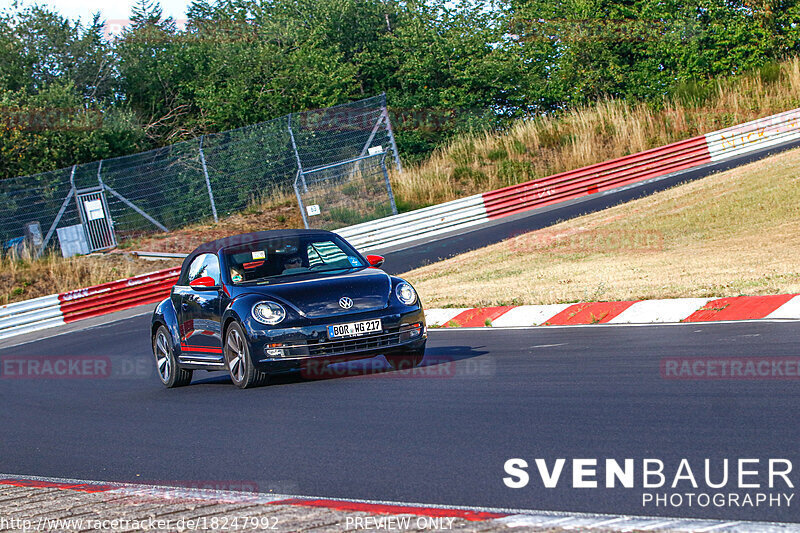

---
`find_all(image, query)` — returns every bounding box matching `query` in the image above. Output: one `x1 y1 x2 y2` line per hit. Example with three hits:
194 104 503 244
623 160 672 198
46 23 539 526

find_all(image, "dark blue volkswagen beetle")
151 230 426 388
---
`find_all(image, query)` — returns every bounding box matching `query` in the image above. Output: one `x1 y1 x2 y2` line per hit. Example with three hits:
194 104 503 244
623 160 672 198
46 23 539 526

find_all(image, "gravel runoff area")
1 476 798 533
0 479 574 533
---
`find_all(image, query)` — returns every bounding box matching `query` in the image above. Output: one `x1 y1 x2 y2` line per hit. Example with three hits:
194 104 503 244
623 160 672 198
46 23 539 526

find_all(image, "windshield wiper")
317 267 360 273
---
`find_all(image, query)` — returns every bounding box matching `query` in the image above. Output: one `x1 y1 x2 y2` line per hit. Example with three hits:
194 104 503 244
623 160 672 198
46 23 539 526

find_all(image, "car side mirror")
367 255 385 268
189 276 219 290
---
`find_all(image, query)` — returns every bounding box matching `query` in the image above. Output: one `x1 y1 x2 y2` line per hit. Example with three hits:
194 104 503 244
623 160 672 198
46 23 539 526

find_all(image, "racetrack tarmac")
1 316 799 523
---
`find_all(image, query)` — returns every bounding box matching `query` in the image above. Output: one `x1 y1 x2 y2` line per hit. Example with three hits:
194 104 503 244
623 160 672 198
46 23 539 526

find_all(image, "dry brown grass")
0 247 182 305
404 147 800 308
120 195 305 253
393 57 800 209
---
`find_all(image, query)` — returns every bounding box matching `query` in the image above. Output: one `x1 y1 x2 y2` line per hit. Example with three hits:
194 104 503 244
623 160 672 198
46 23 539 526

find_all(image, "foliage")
1 0 799 180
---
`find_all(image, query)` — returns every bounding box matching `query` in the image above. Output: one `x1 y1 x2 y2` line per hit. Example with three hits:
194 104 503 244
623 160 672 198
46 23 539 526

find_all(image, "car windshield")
223 235 366 285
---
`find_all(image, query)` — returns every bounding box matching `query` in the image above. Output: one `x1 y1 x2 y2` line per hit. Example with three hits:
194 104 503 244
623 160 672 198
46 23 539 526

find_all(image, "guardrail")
336 194 487 250
1 106 799 339
336 106 800 250
59 267 180 323
0 268 181 340
0 294 64 340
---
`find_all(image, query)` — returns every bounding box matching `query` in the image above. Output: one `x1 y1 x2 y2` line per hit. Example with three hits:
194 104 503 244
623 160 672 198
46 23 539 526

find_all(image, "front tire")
386 344 426 371
153 325 192 388
224 322 267 389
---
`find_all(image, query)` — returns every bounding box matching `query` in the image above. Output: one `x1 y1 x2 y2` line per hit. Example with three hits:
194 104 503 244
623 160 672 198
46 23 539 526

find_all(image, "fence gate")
75 188 116 252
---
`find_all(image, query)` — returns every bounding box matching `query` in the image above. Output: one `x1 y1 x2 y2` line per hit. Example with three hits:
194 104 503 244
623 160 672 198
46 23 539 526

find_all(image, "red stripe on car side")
180 345 223 353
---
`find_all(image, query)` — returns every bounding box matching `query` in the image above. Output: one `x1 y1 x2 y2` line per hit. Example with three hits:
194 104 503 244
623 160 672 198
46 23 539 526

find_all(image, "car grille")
305 328 402 356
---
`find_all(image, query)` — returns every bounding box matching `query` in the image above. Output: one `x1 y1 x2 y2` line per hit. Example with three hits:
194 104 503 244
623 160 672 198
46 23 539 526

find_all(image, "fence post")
293 170 310 229
198 135 218 223
381 155 398 215
95 159 118 248
381 93 403 173
39 165 77 257
288 113 307 192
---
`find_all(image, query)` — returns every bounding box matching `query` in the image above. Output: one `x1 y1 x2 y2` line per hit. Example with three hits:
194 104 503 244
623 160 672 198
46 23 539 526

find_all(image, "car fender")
389 276 424 310
222 292 273 340
152 297 182 353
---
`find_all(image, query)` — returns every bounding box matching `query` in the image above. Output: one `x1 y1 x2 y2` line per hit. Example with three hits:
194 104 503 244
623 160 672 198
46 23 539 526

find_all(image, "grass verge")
403 147 800 308
392 57 800 209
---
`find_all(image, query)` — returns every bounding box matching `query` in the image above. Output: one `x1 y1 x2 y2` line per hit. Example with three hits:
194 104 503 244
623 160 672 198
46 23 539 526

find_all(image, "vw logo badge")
339 297 354 309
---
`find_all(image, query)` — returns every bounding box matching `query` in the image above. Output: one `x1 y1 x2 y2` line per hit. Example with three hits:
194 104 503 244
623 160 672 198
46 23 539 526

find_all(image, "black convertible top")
179 229 335 282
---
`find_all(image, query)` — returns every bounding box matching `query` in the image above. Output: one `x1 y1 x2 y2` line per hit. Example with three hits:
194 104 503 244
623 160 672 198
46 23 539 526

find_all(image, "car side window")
307 241 351 269
187 253 221 285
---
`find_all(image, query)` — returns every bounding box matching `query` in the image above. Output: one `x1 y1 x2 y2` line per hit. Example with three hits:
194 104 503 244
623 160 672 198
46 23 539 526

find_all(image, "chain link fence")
295 152 397 230
0 94 401 255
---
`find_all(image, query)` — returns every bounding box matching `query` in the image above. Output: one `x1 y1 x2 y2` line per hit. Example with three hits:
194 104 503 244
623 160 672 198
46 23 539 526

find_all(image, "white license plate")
327 319 382 339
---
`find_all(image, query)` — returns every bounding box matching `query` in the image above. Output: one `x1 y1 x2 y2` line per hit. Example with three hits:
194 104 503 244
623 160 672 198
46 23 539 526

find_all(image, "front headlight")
395 282 417 306
252 301 286 325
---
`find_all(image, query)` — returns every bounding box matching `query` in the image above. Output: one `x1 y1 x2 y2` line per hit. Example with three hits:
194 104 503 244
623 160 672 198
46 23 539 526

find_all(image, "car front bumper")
246 308 427 371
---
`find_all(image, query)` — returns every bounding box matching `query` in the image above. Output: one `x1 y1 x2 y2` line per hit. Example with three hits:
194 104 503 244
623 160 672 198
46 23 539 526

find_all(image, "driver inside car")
282 255 304 274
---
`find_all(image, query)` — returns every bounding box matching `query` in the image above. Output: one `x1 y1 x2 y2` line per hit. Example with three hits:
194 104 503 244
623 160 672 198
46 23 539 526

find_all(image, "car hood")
246 268 392 319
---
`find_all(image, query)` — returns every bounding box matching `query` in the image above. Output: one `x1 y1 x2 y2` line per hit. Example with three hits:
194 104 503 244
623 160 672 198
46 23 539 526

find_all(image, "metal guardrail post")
381 154 399 215
39 165 77 257
199 136 219 223
381 93 403 173
288 113 307 193
293 170 310 229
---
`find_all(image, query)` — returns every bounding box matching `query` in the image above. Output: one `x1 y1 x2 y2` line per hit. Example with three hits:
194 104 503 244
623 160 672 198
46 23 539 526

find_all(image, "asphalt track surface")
1 315 799 523
3 140 800 525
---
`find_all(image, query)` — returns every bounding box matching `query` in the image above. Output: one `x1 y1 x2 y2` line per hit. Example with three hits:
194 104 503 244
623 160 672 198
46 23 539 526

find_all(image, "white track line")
427 318 800 332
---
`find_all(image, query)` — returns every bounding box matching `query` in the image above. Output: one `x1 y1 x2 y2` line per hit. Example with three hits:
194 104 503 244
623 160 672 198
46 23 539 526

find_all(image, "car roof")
180 229 335 280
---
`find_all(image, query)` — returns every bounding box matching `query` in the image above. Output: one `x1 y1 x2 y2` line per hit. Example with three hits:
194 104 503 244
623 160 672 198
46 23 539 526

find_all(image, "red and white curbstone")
425 295 800 328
